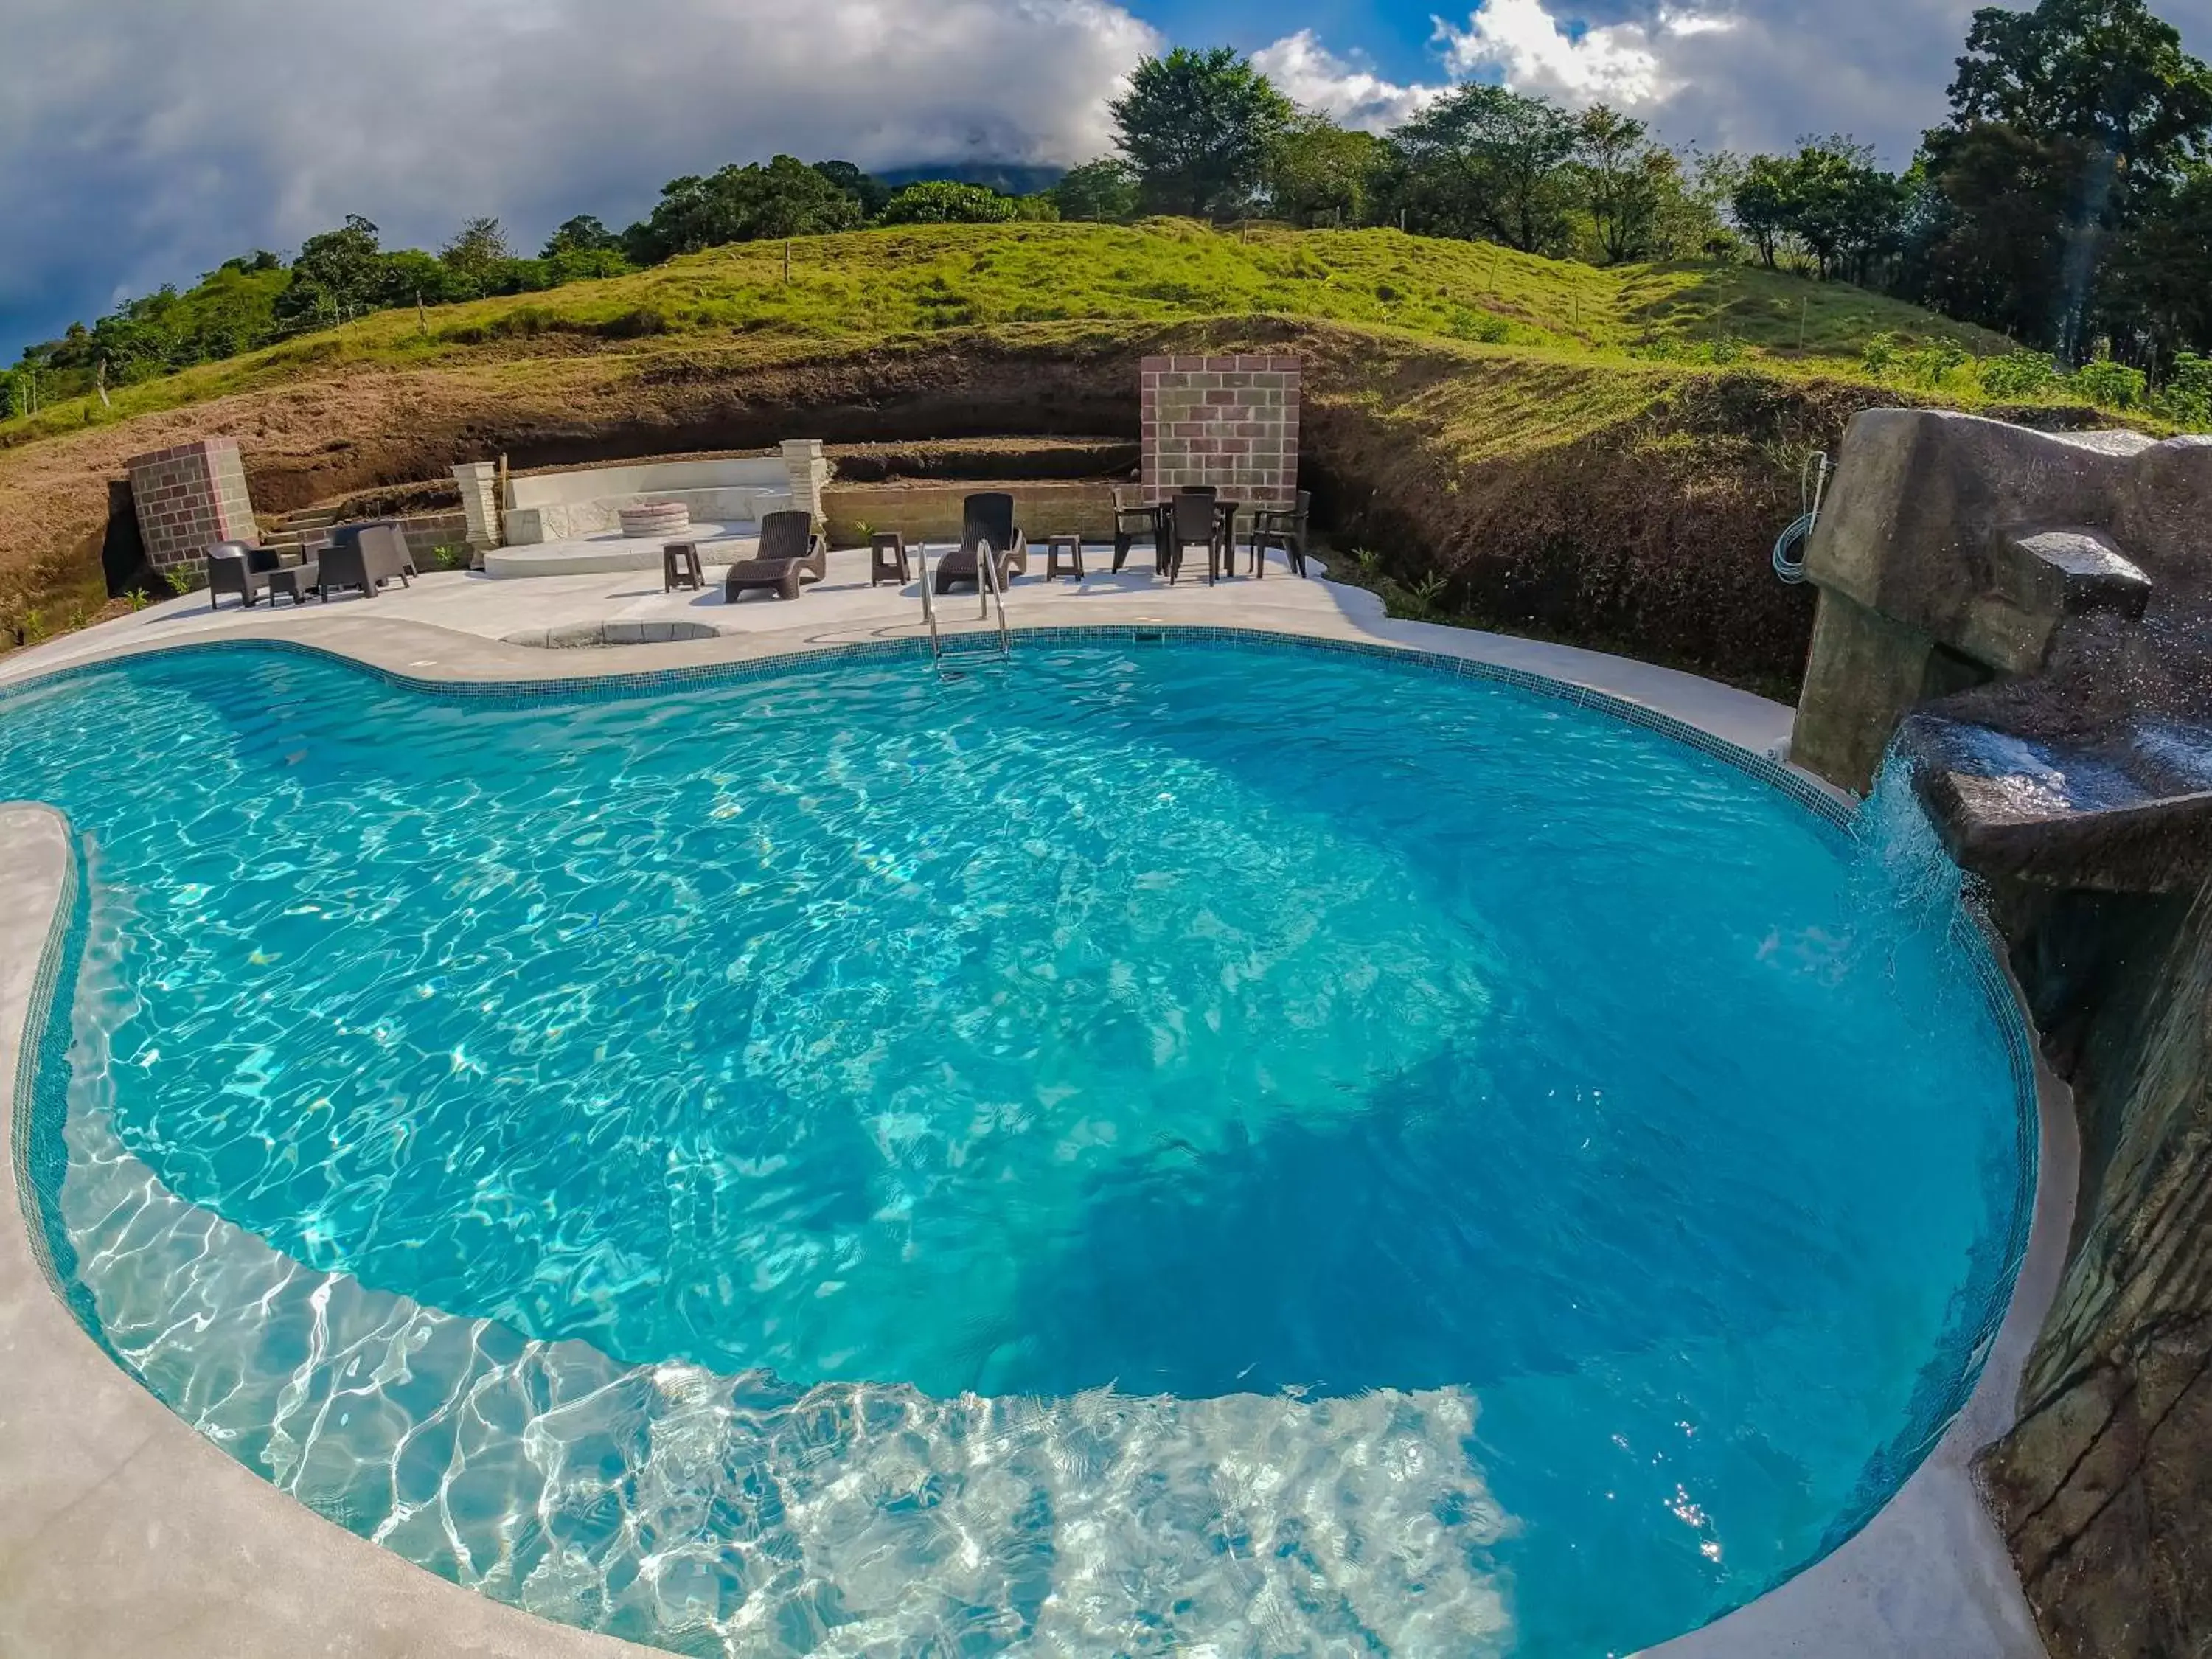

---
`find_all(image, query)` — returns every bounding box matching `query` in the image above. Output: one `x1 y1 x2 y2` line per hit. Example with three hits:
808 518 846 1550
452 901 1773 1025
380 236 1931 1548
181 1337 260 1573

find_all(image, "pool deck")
0 545 2070 1658
0 542 1793 761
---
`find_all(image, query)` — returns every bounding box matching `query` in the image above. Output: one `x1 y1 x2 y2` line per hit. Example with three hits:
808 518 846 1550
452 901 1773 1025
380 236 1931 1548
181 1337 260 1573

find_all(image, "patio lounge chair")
1246 489 1312 578
724 510 828 602
1163 490 1224 586
205 540 294 609
934 493 1029 595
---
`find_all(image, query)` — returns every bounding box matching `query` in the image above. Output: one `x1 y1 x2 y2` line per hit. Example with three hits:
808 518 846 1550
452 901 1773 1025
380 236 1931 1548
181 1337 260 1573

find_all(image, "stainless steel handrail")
914 538 945 659
977 538 1012 656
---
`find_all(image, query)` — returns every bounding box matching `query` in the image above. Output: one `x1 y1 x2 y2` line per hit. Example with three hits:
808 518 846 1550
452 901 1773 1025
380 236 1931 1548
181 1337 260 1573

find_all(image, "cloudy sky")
5 0 2211 358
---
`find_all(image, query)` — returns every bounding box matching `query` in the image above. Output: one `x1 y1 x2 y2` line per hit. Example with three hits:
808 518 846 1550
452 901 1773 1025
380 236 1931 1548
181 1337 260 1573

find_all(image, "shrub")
594 307 668 339
2157 352 2212 428
1449 307 1509 344
1977 349 2062 399
486 306 557 338
430 543 475 571
1860 332 1897 378
1902 342 1969 386
2070 357 2146 409
879 181 1018 225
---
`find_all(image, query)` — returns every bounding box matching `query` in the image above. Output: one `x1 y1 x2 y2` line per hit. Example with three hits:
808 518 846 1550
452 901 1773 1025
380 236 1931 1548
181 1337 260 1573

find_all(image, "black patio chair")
1164 490 1224 586
1247 489 1312 578
1110 486 1161 574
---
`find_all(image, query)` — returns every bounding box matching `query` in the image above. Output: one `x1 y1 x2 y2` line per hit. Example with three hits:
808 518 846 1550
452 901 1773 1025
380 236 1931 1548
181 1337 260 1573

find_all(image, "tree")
622 156 860 262
1916 0 2212 355
440 218 512 285
1270 114 1384 226
1573 105 1674 264
2088 167 2212 358
541 215 619 257
1731 154 1794 266
378 247 480 306
1784 141 1907 280
1110 47 1295 218
1388 83 1580 253
878 180 1018 224
1050 158 1140 221
812 161 893 220
276 215 384 330
1950 0 2212 167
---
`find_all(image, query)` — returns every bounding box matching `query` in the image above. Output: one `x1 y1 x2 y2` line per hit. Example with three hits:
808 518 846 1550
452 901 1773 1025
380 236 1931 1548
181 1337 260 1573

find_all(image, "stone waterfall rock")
1790 408 2212 1659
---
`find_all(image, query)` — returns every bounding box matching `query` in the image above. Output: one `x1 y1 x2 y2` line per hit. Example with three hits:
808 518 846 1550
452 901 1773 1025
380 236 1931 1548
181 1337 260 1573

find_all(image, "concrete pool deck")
0 547 2069 1658
0 542 1793 759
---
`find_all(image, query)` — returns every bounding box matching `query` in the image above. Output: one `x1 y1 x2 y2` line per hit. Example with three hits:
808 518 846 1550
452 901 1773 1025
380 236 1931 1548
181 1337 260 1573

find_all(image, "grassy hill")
0 221 2022 447
0 221 2121 687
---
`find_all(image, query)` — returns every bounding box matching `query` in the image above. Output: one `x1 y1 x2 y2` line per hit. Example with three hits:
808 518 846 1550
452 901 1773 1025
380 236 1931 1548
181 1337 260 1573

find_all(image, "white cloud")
0 0 1158 348
1433 0 1733 108
1252 30 1447 131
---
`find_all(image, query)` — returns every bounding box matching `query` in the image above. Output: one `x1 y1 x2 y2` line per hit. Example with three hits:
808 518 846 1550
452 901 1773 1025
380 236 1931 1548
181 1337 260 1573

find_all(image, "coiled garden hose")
1773 451 1831 585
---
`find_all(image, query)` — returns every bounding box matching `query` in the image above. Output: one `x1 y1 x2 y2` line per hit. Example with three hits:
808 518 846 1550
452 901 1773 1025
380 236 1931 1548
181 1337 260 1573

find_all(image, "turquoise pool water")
4 638 2031 1657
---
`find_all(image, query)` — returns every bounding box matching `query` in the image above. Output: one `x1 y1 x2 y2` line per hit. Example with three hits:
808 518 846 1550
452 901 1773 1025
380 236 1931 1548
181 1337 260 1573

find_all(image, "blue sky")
5 0 2211 360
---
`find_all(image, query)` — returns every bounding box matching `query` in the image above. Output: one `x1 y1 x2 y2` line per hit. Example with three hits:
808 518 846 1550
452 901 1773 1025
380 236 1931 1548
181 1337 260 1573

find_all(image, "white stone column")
453 460 501 549
781 439 829 523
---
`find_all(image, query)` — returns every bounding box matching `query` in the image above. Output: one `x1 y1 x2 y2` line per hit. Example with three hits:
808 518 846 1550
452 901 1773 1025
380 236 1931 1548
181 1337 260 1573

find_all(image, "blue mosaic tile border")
3 803 101 1338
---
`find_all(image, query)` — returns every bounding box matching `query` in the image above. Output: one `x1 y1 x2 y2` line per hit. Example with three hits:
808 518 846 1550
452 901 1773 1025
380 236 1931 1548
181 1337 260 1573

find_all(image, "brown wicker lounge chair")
1163 491 1224 586
724 510 828 602
1246 489 1312 578
933 493 1029 594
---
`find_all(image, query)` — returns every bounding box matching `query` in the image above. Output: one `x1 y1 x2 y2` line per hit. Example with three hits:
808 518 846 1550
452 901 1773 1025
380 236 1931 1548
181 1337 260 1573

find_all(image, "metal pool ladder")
912 538 1012 668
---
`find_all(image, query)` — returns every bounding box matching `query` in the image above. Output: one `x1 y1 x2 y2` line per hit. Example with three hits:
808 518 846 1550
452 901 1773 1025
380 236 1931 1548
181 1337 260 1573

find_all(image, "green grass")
0 220 2042 449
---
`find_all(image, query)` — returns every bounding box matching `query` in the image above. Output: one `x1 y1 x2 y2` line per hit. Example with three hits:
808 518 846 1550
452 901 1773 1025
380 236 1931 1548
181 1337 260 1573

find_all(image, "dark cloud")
0 0 1156 351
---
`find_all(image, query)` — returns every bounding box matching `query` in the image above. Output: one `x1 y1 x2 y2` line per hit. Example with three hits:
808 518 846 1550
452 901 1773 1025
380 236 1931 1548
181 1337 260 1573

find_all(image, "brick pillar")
453 460 502 549
1140 355 1301 508
782 438 829 522
125 438 257 571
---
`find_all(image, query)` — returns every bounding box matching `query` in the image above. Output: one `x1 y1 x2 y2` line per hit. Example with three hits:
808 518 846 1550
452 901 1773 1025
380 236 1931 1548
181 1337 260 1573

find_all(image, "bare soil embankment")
0 317 1968 686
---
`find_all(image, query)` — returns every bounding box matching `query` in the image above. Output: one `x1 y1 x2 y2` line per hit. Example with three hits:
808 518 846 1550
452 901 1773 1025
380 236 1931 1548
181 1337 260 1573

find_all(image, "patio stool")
663 541 704 592
1044 534 1085 582
869 530 911 587
267 563 319 607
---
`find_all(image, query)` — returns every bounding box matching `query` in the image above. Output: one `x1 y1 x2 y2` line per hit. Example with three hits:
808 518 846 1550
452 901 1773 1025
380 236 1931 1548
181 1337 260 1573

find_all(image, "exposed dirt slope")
0 317 1914 686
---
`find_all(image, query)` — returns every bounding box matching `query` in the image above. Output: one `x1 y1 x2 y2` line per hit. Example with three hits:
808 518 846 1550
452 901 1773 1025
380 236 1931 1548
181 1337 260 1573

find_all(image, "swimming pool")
3 634 2033 1657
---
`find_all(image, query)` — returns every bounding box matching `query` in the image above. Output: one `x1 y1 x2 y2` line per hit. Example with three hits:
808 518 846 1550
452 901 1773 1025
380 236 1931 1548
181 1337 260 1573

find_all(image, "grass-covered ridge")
0 220 2026 447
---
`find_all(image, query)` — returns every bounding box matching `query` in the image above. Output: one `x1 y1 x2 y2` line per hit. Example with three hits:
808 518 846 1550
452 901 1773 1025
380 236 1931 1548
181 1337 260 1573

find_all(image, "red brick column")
125 438 257 572
1140 355 1301 508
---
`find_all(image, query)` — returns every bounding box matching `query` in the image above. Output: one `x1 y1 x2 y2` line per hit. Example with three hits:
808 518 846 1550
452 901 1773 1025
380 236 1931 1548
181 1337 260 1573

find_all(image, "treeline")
1063 0 2212 372
1 167 1061 414
10 0 2212 419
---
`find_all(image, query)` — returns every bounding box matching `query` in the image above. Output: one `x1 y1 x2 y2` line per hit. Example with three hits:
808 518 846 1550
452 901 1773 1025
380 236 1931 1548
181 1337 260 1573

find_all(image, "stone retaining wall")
820 481 1116 546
